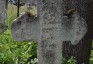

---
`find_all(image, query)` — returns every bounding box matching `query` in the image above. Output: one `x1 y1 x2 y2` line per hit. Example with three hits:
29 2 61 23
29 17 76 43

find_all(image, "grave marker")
37 0 62 64
11 0 63 64
0 0 7 33
11 0 88 64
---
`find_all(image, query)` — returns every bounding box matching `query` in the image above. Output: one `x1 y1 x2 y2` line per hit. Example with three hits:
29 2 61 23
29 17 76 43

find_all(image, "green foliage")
62 56 76 64
0 30 37 64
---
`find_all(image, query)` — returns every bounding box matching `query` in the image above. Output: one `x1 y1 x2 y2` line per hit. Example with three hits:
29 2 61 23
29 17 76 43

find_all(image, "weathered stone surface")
62 0 92 64
11 0 88 64
0 0 7 33
61 11 87 45
11 12 40 42
37 0 63 64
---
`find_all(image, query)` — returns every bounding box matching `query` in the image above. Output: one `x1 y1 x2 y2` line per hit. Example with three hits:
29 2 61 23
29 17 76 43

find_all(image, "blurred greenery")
0 4 92 64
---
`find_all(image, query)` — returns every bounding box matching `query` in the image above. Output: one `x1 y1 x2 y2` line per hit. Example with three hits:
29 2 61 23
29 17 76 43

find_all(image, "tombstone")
37 0 87 63
36 0 64 64
11 0 63 64
0 0 7 34
11 0 88 64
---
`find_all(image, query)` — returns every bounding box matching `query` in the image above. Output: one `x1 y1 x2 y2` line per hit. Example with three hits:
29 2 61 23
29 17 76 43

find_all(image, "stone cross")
11 0 87 64
0 0 7 34
11 0 62 64
37 0 63 64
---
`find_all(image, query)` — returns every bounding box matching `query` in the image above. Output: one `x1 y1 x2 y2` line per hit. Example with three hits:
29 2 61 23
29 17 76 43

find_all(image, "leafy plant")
62 56 76 64
0 30 37 64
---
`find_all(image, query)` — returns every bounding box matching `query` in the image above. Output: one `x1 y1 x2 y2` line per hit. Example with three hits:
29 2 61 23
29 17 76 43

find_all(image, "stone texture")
11 12 40 42
62 0 92 64
11 0 89 64
37 0 63 64
61 11 87 45
0 0 7 33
